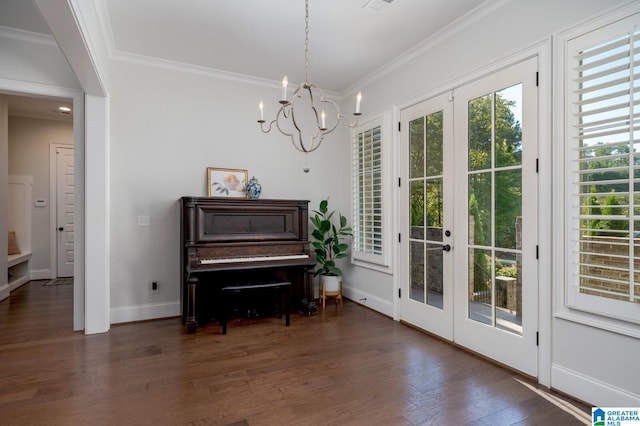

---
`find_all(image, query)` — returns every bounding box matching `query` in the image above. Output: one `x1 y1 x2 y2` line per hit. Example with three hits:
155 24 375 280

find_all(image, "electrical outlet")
152 281 158 293
138 215 150 227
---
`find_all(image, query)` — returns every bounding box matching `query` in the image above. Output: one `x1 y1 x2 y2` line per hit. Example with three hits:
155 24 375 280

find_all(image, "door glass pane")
408 110 445 309
469 172 491 246
426 110 444 309
410 241 425 303
495 84 523 168
410 117 424 178
426 178 443 234
468 95 492 171
469 247 492 326
426 111 443 176
410 181 424 240
467 86 524 336
495 250 522 335
426 242 444 308
495 169 522 250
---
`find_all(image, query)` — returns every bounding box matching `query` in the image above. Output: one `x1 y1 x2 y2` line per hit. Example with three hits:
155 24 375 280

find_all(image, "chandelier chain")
304 0 310 84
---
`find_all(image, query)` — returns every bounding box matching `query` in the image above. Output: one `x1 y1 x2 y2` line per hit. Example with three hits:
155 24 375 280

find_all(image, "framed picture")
207 167 248 198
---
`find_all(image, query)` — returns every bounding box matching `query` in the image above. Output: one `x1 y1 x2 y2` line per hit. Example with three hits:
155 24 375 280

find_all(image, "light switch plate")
137 215 150 227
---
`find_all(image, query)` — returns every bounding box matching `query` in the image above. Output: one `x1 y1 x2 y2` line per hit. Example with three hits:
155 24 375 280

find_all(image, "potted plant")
310 198 352 294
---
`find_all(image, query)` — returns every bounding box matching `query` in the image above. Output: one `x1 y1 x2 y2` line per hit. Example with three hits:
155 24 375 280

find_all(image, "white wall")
108 58 350 321
341 0 639 407
8 116 73 278
0 97 8 301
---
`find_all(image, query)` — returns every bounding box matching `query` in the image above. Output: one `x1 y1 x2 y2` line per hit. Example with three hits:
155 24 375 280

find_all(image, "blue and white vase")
246 176 262 199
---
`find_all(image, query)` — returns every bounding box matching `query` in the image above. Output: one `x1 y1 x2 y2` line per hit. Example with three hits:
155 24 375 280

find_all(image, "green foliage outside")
580 144 632 236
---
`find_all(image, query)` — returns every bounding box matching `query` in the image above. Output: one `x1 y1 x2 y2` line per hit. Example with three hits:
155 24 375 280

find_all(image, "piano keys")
199 254 309 265
180 196 317 333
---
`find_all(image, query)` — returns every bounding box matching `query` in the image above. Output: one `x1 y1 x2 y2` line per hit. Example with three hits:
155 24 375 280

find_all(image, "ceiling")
0 0 495 120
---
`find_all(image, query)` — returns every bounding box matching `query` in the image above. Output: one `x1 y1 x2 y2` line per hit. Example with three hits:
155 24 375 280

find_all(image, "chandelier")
257 0 362 172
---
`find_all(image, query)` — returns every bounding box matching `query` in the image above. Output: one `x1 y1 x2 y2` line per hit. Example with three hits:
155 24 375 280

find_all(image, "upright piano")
180 196 317 333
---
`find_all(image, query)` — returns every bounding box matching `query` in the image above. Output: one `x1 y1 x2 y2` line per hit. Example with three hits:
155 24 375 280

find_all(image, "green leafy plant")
310 198 352 276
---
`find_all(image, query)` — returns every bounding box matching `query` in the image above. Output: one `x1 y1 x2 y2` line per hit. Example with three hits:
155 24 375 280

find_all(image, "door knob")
58 227 64 231
442 244 451 252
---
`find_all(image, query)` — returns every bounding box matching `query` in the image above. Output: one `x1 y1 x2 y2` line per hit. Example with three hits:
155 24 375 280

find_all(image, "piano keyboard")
200 253 310 265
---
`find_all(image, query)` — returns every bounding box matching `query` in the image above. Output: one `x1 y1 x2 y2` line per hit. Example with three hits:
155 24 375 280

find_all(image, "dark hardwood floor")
0 280 591 425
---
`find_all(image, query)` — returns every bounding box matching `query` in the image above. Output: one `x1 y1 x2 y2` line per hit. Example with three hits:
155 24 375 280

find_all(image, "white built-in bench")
7 252 32 291
7 175 33 292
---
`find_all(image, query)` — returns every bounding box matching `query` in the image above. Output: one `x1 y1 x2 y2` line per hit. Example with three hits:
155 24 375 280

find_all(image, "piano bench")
220 281 291 335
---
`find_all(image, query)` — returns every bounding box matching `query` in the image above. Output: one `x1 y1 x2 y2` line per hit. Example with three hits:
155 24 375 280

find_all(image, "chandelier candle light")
257 0 362 172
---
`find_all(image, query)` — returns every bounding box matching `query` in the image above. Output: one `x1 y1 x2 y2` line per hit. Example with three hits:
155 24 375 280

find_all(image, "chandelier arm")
342 112 362 129
282 105 290 119
258 119 277 134
274 105 296 139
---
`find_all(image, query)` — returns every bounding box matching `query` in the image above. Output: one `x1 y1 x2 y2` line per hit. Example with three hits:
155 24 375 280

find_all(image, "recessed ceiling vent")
363 0 394 12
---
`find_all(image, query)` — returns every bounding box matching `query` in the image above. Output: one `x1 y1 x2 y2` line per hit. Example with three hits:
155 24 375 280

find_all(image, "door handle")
58 227 64 231
442 244 451 252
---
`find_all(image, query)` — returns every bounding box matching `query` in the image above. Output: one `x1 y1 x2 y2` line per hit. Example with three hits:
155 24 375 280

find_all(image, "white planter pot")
320 275 341 293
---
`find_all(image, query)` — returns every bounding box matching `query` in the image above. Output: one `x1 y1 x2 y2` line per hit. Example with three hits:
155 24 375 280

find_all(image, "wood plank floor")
0 281 591 425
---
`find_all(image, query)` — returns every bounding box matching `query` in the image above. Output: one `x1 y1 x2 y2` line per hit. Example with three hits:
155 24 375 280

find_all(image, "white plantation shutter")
566 14 640 323
352 117 386 266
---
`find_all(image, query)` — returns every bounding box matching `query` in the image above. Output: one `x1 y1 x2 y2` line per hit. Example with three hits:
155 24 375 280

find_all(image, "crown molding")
341 0 511 97
110 49 342 98
0 25 56 47
93 0 116 58
111 50 282 89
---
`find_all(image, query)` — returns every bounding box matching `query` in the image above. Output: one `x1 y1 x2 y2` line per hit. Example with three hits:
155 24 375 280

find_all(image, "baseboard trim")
552 363 640 407
8 276 29 292
343 286 394 317
0 284 9 302
30 269 51 280
110 301 180 324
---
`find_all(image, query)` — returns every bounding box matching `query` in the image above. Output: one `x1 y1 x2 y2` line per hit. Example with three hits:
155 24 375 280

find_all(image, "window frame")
351 112 392 273
555 3 640 337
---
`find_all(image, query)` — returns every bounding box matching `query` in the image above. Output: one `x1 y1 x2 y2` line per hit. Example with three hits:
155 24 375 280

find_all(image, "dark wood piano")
180 196 317 333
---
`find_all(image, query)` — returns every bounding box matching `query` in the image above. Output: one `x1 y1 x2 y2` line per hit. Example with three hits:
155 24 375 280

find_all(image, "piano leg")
300 268 318 315
186 275 198 333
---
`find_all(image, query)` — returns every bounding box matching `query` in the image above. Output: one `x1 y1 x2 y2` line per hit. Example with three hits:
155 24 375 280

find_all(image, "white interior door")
399 57 539 376
399 92 454 340
56 145 74 277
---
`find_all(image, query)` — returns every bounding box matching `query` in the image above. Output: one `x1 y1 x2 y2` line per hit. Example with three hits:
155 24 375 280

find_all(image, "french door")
399 92 454 340
399 57 539 376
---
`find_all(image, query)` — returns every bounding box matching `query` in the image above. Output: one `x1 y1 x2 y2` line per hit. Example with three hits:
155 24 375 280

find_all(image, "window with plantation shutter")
352 115 390 268
565 12 640 325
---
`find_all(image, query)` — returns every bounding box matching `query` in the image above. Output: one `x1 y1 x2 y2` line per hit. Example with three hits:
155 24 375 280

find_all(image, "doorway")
399 57 539 376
